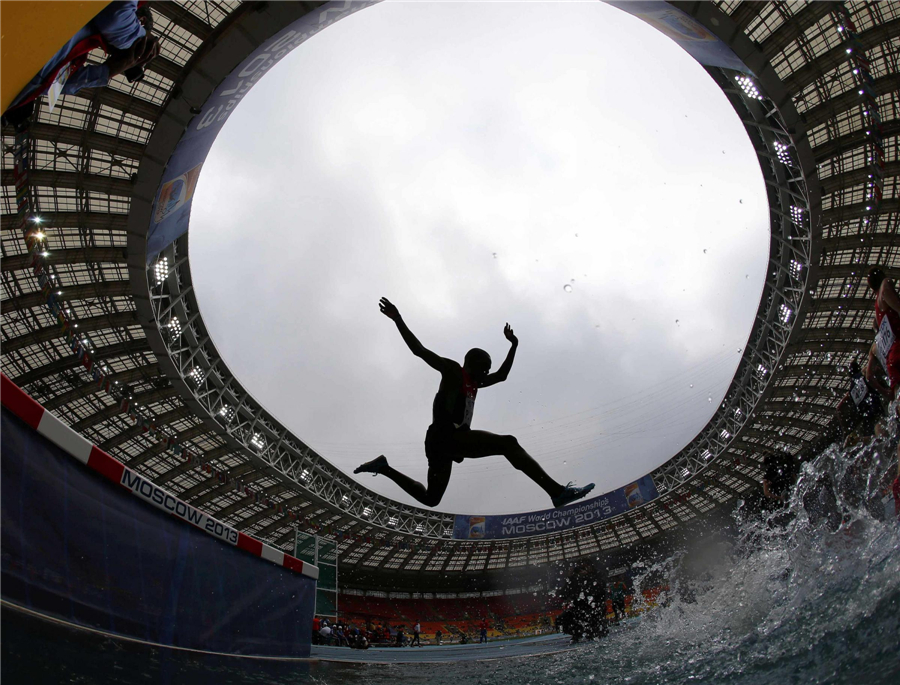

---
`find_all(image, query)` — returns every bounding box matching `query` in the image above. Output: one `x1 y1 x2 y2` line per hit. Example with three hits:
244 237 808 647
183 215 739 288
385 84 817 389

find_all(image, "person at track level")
610 580 627 623
479 618 488 643
311 615 321 645
395 625 405 647
354 298 595 508
411 621 422 647
2 1 160 130
435 628 443 645
559 562 609 642
762 451 800 506
836 360 885 447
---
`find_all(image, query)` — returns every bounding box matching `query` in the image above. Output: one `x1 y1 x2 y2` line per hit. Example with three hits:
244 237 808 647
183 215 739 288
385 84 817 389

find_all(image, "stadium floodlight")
33 231 45 241
702 449 712 460
187 367 204 385
779 303 792 323
362 506 372 518
154 257 169 285
168 316 182 337
250 433 265 451
774 140 792 166
31 216 43 224
734 75 762 100
720 429 731 440
41 251 50 257
218 404 235 422
790 259 803 279
342 495 351 506
757 363 769 376
681 468 691 478
388 516 398 527
415 523 424 534
300 469 311 483
790 206 805 225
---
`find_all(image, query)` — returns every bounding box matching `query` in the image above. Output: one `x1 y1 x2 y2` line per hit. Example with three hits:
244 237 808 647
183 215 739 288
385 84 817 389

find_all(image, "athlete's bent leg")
453 430 565 498
380 460 452 507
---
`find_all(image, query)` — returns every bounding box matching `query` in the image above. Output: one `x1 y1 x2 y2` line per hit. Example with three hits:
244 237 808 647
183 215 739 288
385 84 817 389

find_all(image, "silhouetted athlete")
354 298 595 509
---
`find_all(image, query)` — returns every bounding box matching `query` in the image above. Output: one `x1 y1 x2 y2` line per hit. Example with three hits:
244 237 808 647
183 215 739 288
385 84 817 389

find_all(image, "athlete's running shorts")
425 423 468 464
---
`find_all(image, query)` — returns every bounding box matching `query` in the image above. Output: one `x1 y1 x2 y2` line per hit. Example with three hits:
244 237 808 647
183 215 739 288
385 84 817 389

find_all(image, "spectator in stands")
312 616 321 646
333 624 348 647
411 621 422 647
3 1 161 129
479 618 488 643
395 625 405 647
319 621 333 646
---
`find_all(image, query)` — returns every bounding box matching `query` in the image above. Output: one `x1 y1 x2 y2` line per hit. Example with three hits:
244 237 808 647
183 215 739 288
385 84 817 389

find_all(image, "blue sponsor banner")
607 1 752 75
453 475 659 540
146 1 378 260
1 408 315 657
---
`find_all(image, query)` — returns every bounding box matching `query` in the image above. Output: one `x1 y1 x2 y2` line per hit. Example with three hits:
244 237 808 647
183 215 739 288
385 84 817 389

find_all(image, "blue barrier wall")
1 408 315 657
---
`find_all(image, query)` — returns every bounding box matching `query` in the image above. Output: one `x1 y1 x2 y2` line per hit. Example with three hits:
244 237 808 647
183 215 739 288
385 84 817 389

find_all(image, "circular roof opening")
190 1 768 515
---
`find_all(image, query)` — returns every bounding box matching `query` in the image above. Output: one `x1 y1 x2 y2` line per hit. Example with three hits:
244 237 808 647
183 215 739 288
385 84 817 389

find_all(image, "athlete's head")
464 348 492 381
867 266 886 293
848 361 861 376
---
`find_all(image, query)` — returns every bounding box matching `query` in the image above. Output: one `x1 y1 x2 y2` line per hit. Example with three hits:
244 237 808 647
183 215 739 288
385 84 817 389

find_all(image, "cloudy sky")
190 1 769 515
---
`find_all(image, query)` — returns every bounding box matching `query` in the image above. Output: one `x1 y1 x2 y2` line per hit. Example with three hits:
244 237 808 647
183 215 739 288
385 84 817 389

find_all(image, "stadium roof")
2 0 898 576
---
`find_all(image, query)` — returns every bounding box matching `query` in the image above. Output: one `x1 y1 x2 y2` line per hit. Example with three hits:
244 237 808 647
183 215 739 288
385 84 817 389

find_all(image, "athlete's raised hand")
379 297 401 321
504 323 518 346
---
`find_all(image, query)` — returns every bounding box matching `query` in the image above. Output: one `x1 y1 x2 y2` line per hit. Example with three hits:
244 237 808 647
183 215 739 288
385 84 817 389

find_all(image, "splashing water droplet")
563 284 573 293
690 384 694 388
737 348 742 353
703 249 707 254
492 252 497 259
676 319 680 324
708 397 712 403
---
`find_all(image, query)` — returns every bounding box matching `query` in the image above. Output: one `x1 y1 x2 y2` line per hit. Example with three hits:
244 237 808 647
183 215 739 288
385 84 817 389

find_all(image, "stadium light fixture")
154 257 169 285
779 303 792 323
300 469 311 483
250 433 265 451
31 216 43 224
790 259 803 279
734 75 762 100
362 506 372 518
187 367 204 385
774 140 792 166
168 316 182 336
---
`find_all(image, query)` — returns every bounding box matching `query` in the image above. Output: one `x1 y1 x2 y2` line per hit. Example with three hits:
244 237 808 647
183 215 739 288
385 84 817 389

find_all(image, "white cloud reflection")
190 1 769 515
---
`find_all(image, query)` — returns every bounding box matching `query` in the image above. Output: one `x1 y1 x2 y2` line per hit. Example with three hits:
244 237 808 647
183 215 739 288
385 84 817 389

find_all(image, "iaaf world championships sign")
453 475 659 540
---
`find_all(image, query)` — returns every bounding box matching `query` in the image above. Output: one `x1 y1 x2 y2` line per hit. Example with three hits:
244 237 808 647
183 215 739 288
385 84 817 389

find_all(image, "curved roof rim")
128 1 817 539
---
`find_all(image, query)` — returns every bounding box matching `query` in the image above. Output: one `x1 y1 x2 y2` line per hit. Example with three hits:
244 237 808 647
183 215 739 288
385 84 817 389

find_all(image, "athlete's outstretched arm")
379 297 446 372
482 324 518 388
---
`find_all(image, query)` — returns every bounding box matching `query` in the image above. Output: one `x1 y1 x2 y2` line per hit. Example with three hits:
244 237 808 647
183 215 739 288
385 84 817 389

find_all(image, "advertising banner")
1 409 316 657
146 0 378 259
607 1 751 75
453 474 659 540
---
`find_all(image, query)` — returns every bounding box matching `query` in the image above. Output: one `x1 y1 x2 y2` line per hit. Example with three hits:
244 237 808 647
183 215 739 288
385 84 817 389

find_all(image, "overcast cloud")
189 1 769 515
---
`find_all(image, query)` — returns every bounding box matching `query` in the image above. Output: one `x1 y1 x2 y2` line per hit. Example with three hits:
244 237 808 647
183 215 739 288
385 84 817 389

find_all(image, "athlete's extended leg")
452 430 595 506
452 430 565 497
355 455 452 507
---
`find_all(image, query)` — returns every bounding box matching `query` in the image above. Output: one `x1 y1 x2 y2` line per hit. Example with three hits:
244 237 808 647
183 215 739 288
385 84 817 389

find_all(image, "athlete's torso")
874 292 900 374
431 362 477 429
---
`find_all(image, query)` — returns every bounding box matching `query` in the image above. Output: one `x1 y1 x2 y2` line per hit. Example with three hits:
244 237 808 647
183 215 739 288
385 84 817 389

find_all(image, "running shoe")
552 482 595 508
354 454 388 476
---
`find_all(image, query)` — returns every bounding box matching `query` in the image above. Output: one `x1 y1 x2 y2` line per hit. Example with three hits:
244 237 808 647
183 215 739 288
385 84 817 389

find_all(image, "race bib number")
47 63 74 114
850 376 868 406
875 315 895 376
